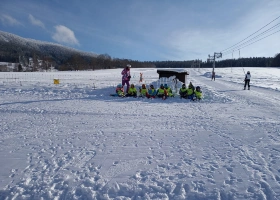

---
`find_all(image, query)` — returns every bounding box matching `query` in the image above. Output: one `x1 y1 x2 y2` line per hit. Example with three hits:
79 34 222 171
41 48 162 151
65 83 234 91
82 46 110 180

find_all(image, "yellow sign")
53 79 60 84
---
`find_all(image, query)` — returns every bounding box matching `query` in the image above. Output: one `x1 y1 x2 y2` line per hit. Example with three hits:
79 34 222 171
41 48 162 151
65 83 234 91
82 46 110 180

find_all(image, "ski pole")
242 67 245 75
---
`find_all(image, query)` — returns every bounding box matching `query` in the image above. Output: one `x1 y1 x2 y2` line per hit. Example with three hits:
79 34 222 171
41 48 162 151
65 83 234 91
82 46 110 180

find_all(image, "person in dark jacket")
211 71 215 81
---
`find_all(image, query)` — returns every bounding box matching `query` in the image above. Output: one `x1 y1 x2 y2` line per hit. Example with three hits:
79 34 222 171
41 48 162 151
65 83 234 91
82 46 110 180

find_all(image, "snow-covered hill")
0 67 280 199
0 30 98 60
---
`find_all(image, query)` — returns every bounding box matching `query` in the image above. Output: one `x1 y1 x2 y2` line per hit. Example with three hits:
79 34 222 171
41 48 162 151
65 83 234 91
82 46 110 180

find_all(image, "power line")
220 15 280 53
222 29 280 57
222 23 280 55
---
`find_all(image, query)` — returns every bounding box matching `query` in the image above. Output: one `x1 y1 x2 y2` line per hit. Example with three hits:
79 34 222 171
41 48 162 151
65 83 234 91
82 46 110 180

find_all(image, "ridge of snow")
0 30 98 57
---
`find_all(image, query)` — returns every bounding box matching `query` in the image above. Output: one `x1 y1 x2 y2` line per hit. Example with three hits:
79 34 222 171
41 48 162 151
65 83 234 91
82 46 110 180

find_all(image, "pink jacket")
121 68 130 81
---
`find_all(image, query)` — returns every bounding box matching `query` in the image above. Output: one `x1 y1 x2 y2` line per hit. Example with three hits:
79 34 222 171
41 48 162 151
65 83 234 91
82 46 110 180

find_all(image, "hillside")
0 31 157 71
1 30 278 71
0 30 98 64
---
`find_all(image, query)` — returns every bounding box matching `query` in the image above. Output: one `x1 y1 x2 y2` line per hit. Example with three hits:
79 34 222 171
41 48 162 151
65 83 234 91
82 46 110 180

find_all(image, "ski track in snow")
0 68 280 199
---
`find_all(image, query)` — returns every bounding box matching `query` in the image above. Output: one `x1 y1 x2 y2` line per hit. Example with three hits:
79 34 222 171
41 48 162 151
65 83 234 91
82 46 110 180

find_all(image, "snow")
1 67 280 199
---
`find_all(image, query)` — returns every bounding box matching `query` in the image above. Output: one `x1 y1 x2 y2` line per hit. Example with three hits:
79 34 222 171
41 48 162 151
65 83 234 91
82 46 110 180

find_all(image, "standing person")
244 71 251 90
211 70 216 81
139 72 143 83
121 64 131 93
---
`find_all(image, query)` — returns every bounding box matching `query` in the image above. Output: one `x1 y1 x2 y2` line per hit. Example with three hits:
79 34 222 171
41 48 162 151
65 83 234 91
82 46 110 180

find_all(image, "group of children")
114 82 202 100
179 82 202 100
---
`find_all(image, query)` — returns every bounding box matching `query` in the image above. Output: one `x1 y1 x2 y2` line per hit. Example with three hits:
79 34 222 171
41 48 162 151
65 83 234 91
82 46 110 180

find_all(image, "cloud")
52 25 79 46
0 14 22 26
162 29 218 61
28 14 45 29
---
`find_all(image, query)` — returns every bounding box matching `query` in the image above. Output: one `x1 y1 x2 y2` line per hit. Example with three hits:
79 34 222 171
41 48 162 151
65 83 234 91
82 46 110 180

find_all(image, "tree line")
153 55 279 69
57 53 156 71
1 39 279 71
1 31 279 71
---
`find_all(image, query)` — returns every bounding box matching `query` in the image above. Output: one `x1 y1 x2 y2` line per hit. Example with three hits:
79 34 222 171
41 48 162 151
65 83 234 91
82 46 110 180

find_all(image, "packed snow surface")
0 67 280 200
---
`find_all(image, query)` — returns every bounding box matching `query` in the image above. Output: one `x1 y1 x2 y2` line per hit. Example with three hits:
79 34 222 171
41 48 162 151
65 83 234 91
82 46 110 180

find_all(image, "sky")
0 0 280 61
0 68 280 199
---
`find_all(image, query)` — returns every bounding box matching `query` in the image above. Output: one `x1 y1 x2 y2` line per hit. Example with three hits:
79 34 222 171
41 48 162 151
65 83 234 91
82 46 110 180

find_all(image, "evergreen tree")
271 53 280 67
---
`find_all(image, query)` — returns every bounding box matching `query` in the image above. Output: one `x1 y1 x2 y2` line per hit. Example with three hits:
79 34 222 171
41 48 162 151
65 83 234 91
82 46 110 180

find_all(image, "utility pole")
231 51 234 72
192 59 202 69
239 49 243 67
208 52 222 72
196 59 202 71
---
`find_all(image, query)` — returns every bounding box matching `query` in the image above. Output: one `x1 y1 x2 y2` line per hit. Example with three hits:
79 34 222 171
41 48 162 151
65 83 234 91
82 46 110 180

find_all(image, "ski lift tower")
208 52 222 72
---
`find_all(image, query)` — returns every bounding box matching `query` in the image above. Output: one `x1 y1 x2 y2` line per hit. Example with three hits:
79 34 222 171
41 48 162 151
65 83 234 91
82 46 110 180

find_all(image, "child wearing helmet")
179 84 188 99
139 84 148 97
194 86 202 100
188 82 195 91
156 84 168 100
244 71 251 90
115 84 125 97
164 84 174 97
186 82 195 99
147 84 157 98
126 84 137 97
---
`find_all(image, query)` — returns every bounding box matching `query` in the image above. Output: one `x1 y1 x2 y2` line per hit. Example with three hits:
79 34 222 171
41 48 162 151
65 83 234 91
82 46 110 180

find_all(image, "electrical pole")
239 49 243 67
192 59 202 69
231 51 234 72
208 52 222 73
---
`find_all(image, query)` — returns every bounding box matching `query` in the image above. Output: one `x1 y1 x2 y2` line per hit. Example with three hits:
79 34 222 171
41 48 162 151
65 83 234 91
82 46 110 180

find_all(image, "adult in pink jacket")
121 64 131 93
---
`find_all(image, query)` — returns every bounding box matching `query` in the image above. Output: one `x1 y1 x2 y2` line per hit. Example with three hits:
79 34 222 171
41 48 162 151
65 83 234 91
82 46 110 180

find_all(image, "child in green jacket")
194 86 202 100
126 84 137 97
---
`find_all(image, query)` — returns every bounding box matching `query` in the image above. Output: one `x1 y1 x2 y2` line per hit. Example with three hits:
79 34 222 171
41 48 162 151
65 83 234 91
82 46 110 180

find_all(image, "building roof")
157 68 189 75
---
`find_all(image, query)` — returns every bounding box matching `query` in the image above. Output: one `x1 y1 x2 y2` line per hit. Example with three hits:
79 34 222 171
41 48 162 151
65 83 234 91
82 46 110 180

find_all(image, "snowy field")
0 67 280 200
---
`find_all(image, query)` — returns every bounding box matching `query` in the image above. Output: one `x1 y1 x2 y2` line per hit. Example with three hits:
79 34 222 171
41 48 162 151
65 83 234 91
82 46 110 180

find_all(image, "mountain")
0 30 98 64
0 30 158 71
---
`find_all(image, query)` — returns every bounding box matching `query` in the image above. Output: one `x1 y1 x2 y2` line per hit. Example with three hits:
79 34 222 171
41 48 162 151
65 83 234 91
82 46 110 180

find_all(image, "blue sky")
0 0 279 61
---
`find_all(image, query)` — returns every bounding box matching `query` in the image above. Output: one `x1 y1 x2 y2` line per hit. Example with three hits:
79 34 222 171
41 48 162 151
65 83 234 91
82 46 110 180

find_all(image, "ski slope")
0 67 280 200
